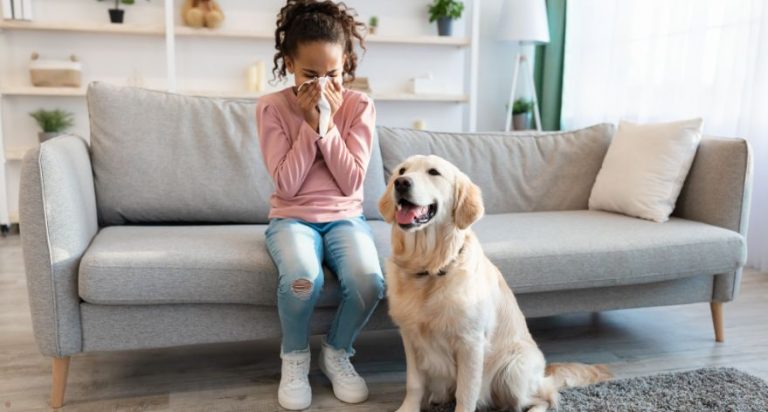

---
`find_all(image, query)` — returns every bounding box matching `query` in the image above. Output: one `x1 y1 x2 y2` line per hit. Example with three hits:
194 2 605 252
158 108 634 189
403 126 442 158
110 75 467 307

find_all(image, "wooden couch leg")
51 357 70 409
710 302 724 343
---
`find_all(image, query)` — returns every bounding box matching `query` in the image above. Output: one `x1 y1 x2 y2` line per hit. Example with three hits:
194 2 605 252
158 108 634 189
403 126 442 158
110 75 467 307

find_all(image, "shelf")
0 86 268 98
0 19 163 36
5 146 34 161
367 34 470 47
176 28 470 46
372 92 468 102
0 86 468 103
181 89 269 99
183 90 468 102
1 86 86 96
0 20 470 47
174 25 271 40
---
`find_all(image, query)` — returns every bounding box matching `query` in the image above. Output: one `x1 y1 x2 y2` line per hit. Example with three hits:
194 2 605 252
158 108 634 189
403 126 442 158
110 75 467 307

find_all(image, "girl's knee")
279 274 324 301
289 278 314 299
351 272 385 306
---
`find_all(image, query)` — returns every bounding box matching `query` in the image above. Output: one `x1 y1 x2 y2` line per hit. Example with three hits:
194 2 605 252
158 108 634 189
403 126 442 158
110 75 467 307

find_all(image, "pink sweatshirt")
256 87 376 223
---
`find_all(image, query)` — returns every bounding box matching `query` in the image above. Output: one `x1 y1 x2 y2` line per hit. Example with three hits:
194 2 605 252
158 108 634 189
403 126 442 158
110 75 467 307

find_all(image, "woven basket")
30 53 82 88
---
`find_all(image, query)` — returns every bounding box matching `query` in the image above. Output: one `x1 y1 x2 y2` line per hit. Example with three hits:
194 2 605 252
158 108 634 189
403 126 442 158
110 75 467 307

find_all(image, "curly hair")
272 0 366 82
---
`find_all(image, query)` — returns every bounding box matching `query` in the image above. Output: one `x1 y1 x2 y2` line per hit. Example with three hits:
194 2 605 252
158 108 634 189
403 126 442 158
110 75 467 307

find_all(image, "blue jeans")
265 215 385 355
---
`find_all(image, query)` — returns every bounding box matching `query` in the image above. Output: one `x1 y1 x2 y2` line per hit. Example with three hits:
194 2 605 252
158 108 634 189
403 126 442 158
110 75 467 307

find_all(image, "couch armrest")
673 137 753 301
19 135 99 357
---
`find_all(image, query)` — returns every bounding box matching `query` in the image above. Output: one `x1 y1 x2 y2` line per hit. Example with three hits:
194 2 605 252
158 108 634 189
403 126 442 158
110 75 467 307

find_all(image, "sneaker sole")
278 392 311 410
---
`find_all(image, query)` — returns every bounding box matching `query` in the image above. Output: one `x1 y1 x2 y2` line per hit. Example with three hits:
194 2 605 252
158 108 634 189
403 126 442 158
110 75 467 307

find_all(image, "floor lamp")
498 0 550 131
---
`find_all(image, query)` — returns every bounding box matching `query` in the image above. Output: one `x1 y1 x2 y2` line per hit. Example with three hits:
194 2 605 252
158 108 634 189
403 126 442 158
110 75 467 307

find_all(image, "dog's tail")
546 362 613 389
527 363 612 412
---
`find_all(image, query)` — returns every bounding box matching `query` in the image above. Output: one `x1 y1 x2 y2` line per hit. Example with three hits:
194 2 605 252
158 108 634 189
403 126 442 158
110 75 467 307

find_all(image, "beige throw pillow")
588 118 703 222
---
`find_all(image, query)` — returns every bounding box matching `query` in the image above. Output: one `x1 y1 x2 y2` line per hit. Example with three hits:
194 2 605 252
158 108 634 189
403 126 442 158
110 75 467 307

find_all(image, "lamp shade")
497 0 550 44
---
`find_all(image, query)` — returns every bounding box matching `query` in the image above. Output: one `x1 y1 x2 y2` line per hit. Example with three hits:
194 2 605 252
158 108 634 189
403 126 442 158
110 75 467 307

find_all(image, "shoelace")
283 358 308 385
331 353 359 379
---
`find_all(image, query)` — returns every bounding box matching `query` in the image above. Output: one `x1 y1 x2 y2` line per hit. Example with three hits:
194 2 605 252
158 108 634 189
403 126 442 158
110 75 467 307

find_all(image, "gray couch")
20 83 752 407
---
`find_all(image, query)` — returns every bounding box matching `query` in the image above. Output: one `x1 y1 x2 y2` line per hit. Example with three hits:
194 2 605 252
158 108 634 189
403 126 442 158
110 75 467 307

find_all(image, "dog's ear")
378 178 396 223
453 174 484 229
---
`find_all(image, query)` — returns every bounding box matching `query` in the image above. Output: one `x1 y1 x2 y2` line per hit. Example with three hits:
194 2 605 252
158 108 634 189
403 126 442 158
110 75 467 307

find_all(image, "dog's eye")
428 168 441 176
399 167 406 176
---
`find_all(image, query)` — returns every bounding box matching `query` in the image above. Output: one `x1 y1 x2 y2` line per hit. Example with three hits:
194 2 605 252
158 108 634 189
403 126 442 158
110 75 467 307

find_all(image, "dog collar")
414 244 465 278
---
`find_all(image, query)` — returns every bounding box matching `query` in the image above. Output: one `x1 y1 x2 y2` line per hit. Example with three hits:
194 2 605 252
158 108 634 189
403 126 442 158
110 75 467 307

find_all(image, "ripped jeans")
265 215 385 355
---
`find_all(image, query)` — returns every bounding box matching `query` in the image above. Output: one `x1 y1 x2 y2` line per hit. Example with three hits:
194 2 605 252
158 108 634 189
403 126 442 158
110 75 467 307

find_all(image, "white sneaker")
318 341 369 404
278 350 312 410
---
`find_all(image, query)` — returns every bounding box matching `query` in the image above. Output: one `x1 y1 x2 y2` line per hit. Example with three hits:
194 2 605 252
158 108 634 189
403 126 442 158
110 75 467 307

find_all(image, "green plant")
29 109 74 133
428 0 464 22
369 16 379 28
512 98 533 115
97 0 149 10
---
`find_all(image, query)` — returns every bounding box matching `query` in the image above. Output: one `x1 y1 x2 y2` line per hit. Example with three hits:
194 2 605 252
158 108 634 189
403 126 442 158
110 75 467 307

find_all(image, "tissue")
317 77 331 137
298 76 332 137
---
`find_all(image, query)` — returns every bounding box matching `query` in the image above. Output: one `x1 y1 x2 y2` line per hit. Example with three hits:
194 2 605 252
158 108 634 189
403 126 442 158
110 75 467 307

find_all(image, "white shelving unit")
0 19 472 46
0 0 481 227
0 86 88 96
0 86 470 102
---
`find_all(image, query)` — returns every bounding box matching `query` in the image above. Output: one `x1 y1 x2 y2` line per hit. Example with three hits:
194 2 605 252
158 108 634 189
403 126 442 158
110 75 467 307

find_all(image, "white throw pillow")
588 118 703 222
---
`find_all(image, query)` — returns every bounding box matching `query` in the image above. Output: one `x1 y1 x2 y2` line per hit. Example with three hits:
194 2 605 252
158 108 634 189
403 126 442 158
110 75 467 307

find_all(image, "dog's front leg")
454 340 484 412
395 333 425 412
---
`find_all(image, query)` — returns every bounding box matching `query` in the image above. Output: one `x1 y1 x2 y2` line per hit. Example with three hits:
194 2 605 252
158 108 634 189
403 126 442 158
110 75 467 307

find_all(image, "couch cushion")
377 124 614 214
78 222 392 306
474 210 746 293
87 82 386 225
588 118 703 222
78 211 743 306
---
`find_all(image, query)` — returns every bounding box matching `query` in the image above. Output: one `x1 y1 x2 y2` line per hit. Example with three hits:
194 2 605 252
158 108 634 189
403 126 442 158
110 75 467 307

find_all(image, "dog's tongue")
396 204 429 225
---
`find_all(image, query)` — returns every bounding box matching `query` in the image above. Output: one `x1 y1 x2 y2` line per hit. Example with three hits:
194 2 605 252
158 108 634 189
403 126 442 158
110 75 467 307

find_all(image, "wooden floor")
2 232 767 411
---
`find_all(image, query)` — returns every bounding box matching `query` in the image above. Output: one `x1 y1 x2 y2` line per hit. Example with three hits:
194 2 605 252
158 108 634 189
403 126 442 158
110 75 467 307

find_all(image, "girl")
255 1 384 410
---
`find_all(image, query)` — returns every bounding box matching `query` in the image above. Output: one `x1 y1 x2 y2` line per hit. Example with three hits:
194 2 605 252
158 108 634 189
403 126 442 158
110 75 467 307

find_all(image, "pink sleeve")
256 103 319 198
316 96 376 196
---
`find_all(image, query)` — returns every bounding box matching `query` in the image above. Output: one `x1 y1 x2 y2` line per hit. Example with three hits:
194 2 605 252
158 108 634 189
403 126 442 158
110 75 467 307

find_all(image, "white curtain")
562 0 768 271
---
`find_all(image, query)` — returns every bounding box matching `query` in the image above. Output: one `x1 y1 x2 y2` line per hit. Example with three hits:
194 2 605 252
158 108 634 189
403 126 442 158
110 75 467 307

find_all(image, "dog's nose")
395 177 412 194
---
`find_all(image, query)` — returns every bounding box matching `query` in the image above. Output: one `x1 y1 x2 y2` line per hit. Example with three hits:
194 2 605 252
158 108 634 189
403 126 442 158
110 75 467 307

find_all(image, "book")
2 0 13 19
21 0 31 20
11 0 21 20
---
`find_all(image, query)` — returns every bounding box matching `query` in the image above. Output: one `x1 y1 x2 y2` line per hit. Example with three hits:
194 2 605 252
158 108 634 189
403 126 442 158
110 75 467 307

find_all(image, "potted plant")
428 0 464 36
29 109 74 143
97 0 149 24
368 16 379 35
512 98 533 130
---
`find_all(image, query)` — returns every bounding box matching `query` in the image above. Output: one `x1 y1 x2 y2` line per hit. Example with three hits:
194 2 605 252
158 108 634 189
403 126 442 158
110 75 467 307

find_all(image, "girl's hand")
297 80 321 131
325 78 344 131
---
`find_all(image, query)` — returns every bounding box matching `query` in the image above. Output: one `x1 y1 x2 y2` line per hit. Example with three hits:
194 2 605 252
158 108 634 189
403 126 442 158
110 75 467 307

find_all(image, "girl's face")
286 41 346 87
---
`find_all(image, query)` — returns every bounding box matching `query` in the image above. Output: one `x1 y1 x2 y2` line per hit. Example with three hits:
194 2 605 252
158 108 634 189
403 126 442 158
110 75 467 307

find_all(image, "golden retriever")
379 155 611 412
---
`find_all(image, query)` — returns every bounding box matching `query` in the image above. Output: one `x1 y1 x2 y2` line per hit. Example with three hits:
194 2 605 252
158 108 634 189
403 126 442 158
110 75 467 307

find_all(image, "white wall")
477 0 514 131
1 0 472 131
1 0 520 223
474 0 539 131
1 0 520 132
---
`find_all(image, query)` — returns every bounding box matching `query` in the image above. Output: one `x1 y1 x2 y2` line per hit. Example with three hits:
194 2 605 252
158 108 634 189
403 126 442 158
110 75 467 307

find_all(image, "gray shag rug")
425 367 768 411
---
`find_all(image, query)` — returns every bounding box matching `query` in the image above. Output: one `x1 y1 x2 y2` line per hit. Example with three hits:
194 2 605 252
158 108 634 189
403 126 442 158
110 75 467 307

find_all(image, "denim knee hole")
290 278 314 300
